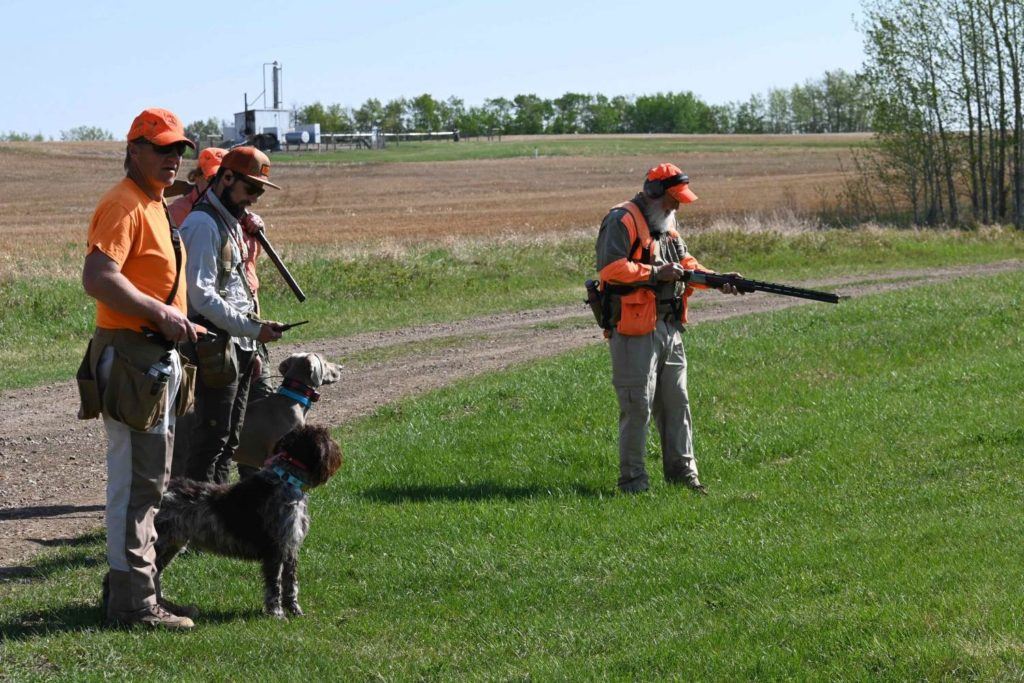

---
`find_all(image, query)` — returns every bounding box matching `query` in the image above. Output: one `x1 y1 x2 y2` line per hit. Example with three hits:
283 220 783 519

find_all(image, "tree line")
2 69 869 145
0 126 114 142
862 0 1024 228
294 69 871 137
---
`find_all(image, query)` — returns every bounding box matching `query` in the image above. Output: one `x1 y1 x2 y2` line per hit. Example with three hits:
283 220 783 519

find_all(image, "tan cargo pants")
95 336 182 619
609 316 697 492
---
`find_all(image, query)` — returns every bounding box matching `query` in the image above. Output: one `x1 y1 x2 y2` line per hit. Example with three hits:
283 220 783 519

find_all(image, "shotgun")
252 226 306 303
682 270 841 304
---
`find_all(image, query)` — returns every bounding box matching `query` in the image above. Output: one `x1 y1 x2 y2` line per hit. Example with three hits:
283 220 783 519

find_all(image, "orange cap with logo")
198 147 226 179
126 108 196 149
645 162 698 203
221 146 281 189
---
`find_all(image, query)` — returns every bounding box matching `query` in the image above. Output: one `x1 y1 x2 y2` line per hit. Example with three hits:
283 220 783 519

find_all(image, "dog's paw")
264 605 286 619
285 602 303 617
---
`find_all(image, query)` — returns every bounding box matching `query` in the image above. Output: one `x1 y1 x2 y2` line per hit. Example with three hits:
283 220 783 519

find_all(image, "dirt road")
1 261 1019 571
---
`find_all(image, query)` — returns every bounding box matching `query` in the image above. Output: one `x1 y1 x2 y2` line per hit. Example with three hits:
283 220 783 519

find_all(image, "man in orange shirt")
82 108 199 630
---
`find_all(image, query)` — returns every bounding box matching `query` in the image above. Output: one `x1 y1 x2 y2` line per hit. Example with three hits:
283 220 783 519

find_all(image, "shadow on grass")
0 603 265 642
0 536 104 583
0 602 102 641
360 480 606 503
0 503 105 522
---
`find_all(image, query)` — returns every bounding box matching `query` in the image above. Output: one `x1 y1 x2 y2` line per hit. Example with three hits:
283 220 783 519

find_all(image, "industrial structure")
218 62 457 153
221 62 320 151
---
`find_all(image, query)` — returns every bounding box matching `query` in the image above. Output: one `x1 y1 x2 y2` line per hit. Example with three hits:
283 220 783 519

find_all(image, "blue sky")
2 0 865 138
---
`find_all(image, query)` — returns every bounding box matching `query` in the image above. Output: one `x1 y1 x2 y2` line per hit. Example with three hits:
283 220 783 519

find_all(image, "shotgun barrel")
683 270 841 304
253 227 306 303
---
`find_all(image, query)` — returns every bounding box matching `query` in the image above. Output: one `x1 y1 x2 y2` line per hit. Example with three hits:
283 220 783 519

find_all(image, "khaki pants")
95 341 181 617
609 317 696 492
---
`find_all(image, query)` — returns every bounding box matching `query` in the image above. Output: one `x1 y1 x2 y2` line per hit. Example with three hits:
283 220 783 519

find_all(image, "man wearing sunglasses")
82 107 199 629
178 146 284 484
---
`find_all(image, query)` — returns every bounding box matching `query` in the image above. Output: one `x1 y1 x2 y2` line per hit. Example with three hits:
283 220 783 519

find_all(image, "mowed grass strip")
3 227 1024 391
1 274 1022 679
272 134 875 165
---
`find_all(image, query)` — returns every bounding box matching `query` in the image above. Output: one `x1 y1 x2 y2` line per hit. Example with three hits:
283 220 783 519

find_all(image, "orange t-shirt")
87 177 187 331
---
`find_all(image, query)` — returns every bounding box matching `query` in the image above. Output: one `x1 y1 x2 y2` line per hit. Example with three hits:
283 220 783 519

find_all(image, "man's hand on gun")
656 263 687 282
717 272 745 296
657 264 744 295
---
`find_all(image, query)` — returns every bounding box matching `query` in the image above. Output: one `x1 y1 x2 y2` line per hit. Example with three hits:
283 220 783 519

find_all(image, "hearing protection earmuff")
644 173 689 199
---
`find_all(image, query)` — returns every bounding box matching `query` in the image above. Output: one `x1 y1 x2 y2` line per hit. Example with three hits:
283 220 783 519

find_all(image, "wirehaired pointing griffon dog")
154 425 342 618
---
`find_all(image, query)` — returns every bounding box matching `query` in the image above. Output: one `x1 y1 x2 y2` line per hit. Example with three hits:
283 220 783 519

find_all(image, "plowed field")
0 135 861 276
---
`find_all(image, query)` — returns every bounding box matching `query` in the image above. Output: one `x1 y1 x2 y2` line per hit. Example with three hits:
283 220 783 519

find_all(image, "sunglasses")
237 176 266 198
139 140 189 157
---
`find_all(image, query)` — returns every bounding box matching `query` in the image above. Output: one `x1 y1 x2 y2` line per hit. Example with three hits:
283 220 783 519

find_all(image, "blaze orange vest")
599 201 705 334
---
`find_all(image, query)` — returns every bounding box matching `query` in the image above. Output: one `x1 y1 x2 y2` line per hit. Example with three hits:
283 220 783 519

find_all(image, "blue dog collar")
277 386 312 409
270 465 307 492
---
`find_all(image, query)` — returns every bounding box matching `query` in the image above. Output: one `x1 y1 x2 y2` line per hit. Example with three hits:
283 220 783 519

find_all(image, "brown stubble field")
0 137 859 279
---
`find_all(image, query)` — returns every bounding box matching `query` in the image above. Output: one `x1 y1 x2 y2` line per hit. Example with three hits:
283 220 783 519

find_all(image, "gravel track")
1 260 1020 571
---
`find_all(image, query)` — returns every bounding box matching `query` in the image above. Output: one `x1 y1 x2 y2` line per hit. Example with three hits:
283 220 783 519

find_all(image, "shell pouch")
616 288 657 336
102 350 168 432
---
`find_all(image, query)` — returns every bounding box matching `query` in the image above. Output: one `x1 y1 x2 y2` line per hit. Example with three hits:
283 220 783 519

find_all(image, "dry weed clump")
283 229 598 265
697 208 828 236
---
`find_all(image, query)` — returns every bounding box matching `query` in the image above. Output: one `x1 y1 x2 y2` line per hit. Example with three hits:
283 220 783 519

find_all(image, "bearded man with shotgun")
178 146 286 484
592 163 840 495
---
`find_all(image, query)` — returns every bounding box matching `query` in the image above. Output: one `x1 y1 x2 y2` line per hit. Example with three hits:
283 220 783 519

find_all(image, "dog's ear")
312 427 343 485
278 353 304 377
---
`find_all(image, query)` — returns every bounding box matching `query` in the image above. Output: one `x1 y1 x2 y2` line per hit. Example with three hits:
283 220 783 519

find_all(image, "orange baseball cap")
221 146 281 189
198 147 226 179
126 108 195 148
646 162 698 203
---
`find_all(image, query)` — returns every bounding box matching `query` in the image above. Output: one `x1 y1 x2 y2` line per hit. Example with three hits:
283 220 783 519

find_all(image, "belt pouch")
176 361 198 416
193 334 238 389
616 288 657 336
75 339 101 420
101 349 168 432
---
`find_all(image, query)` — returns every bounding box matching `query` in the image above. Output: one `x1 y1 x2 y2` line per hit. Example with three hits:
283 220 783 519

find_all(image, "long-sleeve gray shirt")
179 191 262 350
595 193 690 302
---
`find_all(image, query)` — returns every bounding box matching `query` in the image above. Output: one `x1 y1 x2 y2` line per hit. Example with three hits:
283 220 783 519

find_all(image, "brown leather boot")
106 604 194 630
158 597 199 620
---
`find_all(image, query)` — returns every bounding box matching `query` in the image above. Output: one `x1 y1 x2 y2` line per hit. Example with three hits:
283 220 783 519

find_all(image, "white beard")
647 208 676 235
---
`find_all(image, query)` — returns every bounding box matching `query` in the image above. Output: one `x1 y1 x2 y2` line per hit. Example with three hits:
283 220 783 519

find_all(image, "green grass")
2 272 1022 679
272 134 874 165
2 227 1023 390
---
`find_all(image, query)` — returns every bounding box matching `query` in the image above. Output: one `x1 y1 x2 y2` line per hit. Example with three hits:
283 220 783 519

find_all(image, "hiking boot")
106 604 194 630
159 597 199 620
669 474 708 495
683 477 708 495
